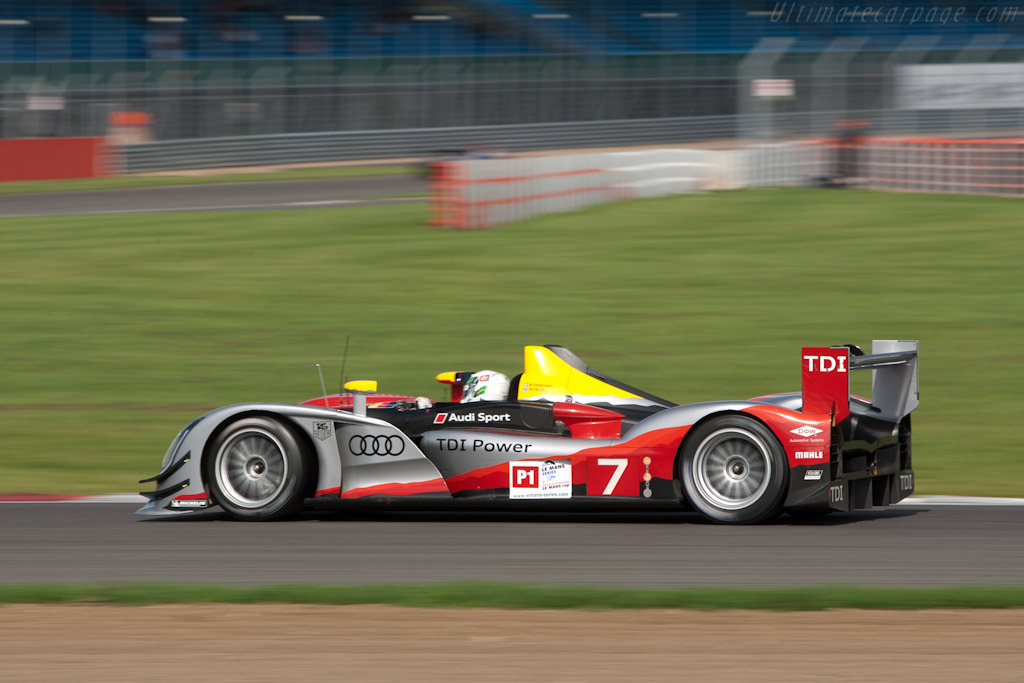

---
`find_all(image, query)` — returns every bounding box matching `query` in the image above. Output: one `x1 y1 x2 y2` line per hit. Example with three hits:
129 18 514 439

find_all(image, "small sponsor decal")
170 499 209 509
829 484 844 504
432 412 512 425
509 459 571 499
795 451 825 460
313 421 332 441
791 425 824 438
349 434 405 456
436 438 531 454
900 473 914 491
455 412 511 424
804 469 823 481
803 354 848 373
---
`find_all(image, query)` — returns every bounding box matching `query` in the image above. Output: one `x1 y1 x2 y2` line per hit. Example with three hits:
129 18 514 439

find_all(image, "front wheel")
680 415 788 524
206 416 311 521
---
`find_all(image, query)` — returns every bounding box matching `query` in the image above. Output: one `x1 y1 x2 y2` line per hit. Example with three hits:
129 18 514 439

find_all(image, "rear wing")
802 340 918 423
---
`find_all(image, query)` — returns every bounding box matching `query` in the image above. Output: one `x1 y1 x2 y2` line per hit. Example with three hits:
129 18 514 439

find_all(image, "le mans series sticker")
509 459 572 499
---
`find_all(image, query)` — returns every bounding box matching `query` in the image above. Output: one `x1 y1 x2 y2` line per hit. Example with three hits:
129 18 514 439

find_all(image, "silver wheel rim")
215 428 289 509
692 428 772 511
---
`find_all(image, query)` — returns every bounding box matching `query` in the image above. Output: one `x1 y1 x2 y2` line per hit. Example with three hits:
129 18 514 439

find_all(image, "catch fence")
5 41 1024 148
744 137 1024 196
865 137 1024 196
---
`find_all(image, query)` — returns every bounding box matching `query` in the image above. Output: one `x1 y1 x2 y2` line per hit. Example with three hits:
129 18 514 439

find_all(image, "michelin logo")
170 499 208 509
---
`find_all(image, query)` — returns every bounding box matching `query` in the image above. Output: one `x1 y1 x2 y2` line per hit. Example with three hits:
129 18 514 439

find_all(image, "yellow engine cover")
517 346 644 404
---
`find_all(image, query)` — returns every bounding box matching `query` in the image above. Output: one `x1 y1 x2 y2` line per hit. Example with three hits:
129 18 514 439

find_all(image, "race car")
138 340 918 524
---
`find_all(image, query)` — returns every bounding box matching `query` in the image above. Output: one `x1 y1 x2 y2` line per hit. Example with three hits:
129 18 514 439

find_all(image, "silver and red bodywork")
138 341 918 519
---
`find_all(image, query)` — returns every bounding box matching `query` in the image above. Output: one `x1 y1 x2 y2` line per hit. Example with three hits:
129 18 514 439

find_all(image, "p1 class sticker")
509 460 571 499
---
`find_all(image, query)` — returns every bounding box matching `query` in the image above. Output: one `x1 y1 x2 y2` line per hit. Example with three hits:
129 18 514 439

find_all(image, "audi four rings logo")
349 434 405 456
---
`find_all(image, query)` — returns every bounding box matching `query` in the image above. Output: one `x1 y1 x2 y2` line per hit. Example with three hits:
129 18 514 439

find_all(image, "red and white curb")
897 495 1024 506
0 494 1022 506
0 493 148 503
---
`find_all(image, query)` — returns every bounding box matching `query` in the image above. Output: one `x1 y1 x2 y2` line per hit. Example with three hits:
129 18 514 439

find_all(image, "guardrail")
117 108 1024 173
118 116 737 173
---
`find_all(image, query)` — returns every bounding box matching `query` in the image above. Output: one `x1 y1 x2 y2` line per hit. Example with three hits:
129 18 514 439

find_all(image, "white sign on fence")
896 64 1024 110
26 96 65 111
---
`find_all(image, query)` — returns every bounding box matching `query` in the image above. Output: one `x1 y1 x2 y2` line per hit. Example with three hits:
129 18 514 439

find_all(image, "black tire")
205 416 311 521
680 414 789 524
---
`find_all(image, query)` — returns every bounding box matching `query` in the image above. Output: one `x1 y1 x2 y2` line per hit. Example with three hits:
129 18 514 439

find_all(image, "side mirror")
435 371 472 402
343 380 378 416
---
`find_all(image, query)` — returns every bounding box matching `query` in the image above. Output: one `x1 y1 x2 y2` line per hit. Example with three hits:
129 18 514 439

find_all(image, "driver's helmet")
461 370 510 403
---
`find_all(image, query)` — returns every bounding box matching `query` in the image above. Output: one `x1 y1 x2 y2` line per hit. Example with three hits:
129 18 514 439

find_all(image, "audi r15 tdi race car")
139 340 918 524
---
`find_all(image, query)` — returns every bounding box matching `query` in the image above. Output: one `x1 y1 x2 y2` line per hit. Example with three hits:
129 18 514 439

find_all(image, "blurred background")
2 2 1024 498
1 0 1023 167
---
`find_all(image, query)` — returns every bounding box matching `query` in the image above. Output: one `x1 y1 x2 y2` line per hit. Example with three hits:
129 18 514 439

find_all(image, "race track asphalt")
1 503 1021 586
0 175 428 218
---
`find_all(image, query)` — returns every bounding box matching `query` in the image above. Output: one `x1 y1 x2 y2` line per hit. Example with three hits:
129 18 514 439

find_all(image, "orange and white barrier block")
429 149 715 229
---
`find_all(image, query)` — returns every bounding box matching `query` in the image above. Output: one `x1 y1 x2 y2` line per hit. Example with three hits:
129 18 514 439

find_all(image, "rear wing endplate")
802 340 918 422
854 339 919 418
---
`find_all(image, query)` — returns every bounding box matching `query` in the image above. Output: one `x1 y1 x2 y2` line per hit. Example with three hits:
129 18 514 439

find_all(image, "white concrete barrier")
430 149 715 228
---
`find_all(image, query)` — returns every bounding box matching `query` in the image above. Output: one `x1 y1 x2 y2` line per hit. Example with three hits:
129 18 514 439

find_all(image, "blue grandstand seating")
0 0 1021 61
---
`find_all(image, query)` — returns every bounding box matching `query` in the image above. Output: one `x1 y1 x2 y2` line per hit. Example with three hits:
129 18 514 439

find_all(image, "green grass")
1 188 1022 495
2 582 1024 610
0 164 418 195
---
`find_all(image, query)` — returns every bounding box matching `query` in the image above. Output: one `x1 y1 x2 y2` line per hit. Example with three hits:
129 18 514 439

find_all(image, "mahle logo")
791 425 823 437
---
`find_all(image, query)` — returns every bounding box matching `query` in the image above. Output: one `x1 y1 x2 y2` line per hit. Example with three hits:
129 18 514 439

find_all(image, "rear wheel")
680 415 788 524
206 416 310 521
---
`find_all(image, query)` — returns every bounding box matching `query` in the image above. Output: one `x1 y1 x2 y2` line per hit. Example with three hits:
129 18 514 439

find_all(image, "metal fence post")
952 34 1010 136
736 38 794 143
882 35 941 136
811 37 867 137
